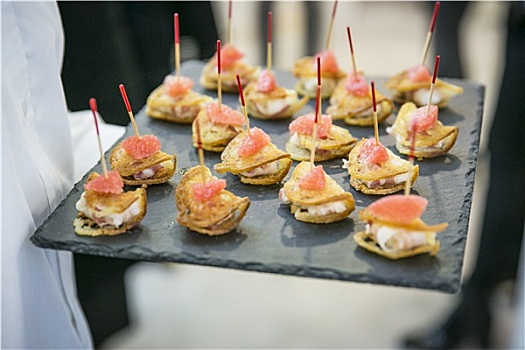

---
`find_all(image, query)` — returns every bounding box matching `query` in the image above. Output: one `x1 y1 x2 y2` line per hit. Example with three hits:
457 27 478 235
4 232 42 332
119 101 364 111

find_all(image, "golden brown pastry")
74 171 147 236
344 138 419 195
286 113 357 162
327 72 394 126
354 194 448 259
199 43 259 93
292 50 346 99
109 134 176 186
176 166 250 235
278 161 355 224
214 127 292 185
386 102 458 159
384 64 463 108
146 75 213 124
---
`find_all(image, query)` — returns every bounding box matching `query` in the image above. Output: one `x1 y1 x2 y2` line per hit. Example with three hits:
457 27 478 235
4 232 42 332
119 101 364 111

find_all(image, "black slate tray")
31 60 484 293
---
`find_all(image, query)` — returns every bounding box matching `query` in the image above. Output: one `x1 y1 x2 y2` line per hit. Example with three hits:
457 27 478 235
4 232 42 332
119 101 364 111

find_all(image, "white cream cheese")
76 193 141 227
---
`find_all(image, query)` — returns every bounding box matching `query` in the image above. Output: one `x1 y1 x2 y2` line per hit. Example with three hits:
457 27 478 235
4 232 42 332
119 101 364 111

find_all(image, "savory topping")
237 127 271 157
163 75 194 96
408 64 431 83
240 161 280 178
297 165 326 191
358 138 389 164
216 43 244 70
122 135 162 160
314 50 339 74
192 179 227 202
366 222 432 252
288 113 332 138
345 73 368 96
256 69 276 93
75 194 140 227
84 170 123 194
366 194 428 225
304 201 347 216
206 103 246 126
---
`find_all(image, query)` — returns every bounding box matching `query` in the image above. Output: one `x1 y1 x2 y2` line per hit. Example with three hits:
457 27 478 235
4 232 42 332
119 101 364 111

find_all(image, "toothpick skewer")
195 118 206 184
371 81 379 145
89 98 109 178
119 84 140 139
217 40 223 111
426 55 441 117
346 26 358 79
174 13 181 78
267 11 273 72
419 1 440 65
309 57 322 169
227 0 233 45
236 74 251 135
325 0 339 50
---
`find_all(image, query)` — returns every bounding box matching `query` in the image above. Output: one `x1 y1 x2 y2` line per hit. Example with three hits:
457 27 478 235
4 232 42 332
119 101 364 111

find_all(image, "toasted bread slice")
327 80 395 126
346 138 419 195
176 166 250 235
286 124 357 162
353 231 440 259
109 143 176 186
281 161 355 223
388 102 459 158
145 85 213 124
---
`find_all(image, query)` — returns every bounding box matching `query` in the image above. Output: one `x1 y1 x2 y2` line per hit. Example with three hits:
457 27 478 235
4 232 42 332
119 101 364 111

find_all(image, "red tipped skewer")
119 84 140 138
227 0 233 45
267 11 273 72
89 97 108 177
217 40 222 111
195 118 206 183
426 55 441 116
420 1 440 65
371 81 379 144
236 74 251 134
347 26 358 80
325 0 338 50
174 13 181 78
310 56 322 168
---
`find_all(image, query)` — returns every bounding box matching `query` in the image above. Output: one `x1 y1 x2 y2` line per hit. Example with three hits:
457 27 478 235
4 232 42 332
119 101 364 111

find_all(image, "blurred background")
58 1 518 348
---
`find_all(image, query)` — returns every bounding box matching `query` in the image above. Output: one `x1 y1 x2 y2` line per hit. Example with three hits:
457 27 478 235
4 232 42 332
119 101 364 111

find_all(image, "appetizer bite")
109 134 176 185
146 75 212 124
279 162 355 224
146 13 212 123
386 102 458 159
384 64 463 108
286 112 357 162
214 126 292 185
191 102 245 152
327 27 394 126
354 194 448 259
344 138 419 195
74 171 147 236
293 50 345 100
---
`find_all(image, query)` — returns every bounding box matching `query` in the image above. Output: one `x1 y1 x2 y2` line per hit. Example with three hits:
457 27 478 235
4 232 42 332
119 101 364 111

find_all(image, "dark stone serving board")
31 60 484 293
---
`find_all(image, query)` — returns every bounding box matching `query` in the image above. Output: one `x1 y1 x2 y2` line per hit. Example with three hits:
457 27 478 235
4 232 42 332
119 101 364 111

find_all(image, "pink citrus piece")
216 43 244 70
345 72 369 96
122 134 161 160
256 69 276 93
84 170 123 194
192 179 227 202
314 50 339 73
358 138 389 164
206 103 246 126
408 64 431 83
237 127 271 157
298 165 326 191
366 194 428 225
289 113 332 138
163 75 194 96
409 105 438 132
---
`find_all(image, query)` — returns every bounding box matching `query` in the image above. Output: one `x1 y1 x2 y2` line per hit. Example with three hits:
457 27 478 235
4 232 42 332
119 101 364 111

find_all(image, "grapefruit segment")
345 73 368 96
314 50 339 73
367 194 428 225
408 64 431 83
216 43 244 70
289 113 332 138
409 105 438 132
192 179 227 202
237 127 271 157
206 103 246 126
122 134 161 160
84 170 123 194
358 138 389 164
256 69 276 93
298 165 326 191
163 75 194 96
